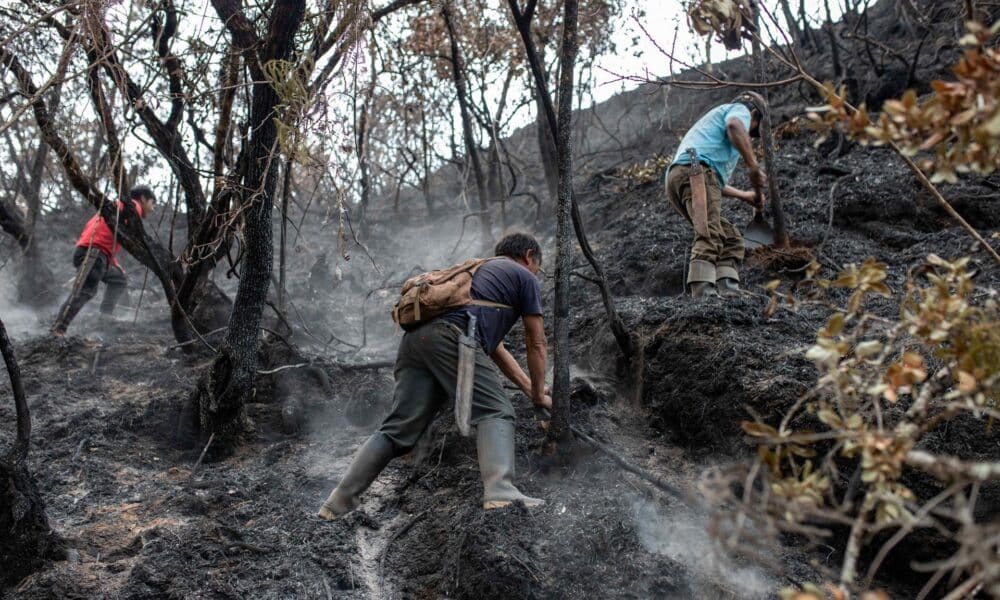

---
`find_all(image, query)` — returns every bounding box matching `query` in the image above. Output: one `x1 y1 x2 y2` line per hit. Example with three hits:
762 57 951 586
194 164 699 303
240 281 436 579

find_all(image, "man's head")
495 232 542 275
733 91 767 138
130 185 155 218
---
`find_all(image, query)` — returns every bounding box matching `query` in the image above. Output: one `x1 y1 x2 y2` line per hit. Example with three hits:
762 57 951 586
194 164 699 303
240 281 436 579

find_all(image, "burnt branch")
0 197 29 249
0 316 29 463
82 9 208 226
209 0 261 54
149 0 184 131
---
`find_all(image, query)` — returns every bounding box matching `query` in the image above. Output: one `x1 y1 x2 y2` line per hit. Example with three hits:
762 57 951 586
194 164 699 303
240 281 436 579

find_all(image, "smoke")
633 499 774 598
0 271 47 339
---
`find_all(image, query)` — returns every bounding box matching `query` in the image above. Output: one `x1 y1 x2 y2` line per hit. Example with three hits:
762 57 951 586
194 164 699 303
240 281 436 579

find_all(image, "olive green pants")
666 164 745 284
377 320 514 456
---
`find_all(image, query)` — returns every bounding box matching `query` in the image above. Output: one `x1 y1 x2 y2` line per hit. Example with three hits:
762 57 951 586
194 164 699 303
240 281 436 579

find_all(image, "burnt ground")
1 307 802 599
5 1 1000 597
6 135 1000 599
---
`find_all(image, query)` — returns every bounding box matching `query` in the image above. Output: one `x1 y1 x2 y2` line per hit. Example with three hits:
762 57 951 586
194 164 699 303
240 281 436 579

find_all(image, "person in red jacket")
51 186 156 336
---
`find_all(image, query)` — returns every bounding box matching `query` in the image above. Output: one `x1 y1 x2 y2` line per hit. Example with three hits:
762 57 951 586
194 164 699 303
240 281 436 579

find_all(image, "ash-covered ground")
3 1 1000 597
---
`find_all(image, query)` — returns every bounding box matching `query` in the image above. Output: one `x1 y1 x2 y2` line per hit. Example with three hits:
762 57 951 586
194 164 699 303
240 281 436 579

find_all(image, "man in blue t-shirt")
318 232 551 519
666 92 769 297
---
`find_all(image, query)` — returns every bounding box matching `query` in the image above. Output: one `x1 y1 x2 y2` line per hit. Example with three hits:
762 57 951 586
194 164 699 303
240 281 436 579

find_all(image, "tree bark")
441 0 493 248
191 0 306 452
823 0 843 77
355 39 376 236
0 316 62 586
751 2 790 247
278 157 292 313
549 0 579 442
778 0 802 48
173 47 241 325
0 197 29 249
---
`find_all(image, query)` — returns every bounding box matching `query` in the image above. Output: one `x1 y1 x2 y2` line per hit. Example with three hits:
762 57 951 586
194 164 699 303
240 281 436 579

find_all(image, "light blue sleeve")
724 104 752 131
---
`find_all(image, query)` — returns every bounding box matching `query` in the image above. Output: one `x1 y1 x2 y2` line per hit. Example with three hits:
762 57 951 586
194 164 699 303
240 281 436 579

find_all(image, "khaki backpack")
392 258 512 330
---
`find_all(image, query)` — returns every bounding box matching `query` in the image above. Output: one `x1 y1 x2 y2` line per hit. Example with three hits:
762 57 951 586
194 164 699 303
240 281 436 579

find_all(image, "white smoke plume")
633 499 774 598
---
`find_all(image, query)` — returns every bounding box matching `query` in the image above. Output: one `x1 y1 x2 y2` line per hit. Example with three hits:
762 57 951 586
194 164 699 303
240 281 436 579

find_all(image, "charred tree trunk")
751 2 790 247
778 0 803 48
0 317 63 586
419 106 435 217
549 0 579 442
190 0 306 453
508 0 635 364
798 0 816 50
278 158 292 313
16 136 57 305
83 6 235 339
486 137 507 228
535 92 560 206
823 0 843 77
0 197 29 250
442 0 493 248
355 44 376 237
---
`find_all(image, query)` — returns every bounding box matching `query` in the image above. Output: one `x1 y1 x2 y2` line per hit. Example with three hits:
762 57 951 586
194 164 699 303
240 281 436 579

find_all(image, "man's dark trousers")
53 247 127 333
378 319 515 455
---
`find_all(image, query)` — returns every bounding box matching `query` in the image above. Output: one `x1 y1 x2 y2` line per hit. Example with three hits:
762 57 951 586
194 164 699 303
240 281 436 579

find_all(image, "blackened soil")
2 325 802 599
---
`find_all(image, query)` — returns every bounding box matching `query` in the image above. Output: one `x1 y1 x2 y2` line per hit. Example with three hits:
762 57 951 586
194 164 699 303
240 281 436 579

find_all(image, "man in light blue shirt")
665 92 768 297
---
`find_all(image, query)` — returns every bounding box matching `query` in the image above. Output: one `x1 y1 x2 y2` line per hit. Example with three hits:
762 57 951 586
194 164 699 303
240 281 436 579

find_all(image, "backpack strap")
469 299 512 310
466 258 514 311
414 281 424 321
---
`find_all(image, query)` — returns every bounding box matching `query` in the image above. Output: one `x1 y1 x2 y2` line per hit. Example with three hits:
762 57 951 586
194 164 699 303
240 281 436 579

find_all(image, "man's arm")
522 315 550 409
726 116 766 191
491 342 532 395
721 185 758 205
489 315 551 410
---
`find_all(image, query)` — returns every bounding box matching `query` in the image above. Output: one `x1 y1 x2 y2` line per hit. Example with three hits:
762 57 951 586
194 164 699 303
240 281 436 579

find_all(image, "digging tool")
686 148 710 238
743 190 775 250
454 314 477 437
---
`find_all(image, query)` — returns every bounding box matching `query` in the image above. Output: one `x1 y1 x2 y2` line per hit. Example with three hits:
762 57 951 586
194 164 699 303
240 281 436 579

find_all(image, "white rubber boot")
477 419 544 510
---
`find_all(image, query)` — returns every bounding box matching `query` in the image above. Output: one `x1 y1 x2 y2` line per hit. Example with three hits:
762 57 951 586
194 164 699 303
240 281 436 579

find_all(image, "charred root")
0 460 64 587
183 353 254 460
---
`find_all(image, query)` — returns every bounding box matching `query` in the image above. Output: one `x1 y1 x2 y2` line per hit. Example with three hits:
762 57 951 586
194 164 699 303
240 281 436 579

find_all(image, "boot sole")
317 505 342 521
483 499 545 510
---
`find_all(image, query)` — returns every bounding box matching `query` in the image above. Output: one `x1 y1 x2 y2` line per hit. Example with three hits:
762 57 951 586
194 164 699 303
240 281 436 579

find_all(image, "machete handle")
685 147 702 175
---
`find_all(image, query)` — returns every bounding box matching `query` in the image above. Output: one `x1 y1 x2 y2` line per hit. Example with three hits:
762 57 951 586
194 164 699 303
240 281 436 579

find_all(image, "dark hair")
494 232 541 264
130 185 155 203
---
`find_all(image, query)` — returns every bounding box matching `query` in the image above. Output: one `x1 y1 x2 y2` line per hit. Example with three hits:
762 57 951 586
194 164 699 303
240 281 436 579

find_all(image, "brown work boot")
716 277 740 297
477 419 544 510
317 434 394 520
689 281 719 298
